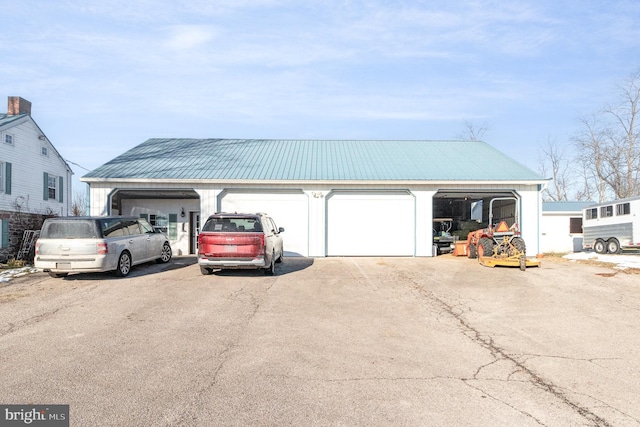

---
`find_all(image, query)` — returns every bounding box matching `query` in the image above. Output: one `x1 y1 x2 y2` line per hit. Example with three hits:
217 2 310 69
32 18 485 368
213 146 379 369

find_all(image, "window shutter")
5 162 11 195
1 220 8 248
58 176 64 202
169 213 178 240
43 172 49 200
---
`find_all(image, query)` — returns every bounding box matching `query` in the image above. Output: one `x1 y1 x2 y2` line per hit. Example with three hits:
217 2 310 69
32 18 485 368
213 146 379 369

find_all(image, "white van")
35 216 172 278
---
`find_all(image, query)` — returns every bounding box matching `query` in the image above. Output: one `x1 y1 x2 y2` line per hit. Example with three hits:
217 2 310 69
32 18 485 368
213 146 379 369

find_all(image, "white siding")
540 213 583 253
518 189 542 257
0 118 72 215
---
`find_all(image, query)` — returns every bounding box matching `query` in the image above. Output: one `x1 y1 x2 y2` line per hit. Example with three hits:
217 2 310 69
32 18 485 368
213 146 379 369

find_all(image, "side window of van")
139 219 155 234
102 220 125 238
124 220 141 235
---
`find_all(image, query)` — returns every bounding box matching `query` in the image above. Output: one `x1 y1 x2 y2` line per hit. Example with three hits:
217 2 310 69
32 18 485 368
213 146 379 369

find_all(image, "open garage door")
327 191 415 256
220 190 309 257
432 190 518 243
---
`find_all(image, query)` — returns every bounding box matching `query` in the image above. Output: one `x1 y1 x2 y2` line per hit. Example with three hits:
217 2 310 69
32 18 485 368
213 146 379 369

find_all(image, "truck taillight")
97 242 108 255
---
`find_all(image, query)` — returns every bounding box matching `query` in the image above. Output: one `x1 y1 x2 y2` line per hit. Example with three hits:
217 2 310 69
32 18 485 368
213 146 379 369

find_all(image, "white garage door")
220 190 309 257
327 191 415 256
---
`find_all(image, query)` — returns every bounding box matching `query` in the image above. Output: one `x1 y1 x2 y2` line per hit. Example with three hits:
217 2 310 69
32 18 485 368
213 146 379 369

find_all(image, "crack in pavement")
164 279 278 426
0 308 62 337
403 274 614 427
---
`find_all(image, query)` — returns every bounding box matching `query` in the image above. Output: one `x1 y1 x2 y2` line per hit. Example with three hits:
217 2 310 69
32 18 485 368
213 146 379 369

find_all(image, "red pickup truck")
197 212 284 275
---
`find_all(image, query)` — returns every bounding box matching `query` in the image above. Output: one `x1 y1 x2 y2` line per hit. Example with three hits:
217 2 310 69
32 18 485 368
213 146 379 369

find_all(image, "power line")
65 159 91 172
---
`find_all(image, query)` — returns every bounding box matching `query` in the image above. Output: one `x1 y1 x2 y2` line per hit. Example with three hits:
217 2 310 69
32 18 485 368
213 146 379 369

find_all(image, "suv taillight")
35 242 40 255
97 242 108 255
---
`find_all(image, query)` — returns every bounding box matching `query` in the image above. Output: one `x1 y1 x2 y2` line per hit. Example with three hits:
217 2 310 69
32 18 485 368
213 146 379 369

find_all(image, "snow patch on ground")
0 267 39 283
563 251 640 270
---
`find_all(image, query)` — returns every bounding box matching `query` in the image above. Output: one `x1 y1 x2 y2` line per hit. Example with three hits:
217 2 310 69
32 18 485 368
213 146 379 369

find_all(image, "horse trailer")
582 196 640 254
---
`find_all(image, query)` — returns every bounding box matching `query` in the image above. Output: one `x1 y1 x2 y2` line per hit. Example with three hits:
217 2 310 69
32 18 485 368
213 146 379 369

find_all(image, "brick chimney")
7 96 32 116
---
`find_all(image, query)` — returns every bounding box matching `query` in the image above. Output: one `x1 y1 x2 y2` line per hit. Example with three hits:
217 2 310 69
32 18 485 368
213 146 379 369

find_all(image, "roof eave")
80 177 549 186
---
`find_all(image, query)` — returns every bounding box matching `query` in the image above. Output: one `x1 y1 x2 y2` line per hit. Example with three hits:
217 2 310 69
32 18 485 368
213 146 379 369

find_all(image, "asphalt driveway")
0 256 639 426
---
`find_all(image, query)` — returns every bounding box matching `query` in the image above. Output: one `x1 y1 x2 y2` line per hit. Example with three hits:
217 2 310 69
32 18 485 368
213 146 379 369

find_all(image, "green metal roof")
0 113 27 128
82 139 545 182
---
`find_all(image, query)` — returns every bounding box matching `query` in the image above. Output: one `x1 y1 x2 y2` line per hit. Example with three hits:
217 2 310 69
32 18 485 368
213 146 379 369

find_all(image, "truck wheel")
478 238 494 258
594 239 606 254
606 238 621 254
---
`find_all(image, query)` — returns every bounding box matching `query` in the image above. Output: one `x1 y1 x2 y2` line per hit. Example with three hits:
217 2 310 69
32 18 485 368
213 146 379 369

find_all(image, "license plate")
224 245 237 252
57 263 72 270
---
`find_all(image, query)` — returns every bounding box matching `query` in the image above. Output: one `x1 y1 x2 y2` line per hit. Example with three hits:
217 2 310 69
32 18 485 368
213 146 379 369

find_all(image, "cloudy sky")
2 0 639 192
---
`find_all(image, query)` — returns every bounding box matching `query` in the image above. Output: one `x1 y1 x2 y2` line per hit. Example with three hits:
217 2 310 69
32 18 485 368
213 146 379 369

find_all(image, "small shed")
540 201 593 254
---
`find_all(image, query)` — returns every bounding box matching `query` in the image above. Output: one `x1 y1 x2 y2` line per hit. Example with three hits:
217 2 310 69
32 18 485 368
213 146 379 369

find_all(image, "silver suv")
35 216 172 278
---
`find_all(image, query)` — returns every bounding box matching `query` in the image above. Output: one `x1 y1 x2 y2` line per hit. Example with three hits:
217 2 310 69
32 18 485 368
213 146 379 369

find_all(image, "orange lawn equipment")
465 197 540 271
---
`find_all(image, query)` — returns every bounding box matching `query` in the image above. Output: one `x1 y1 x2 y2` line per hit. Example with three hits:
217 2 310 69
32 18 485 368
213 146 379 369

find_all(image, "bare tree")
573 70 640 201
457 120 489 141
605 70 640 197
538 137 571 201
71 191 88 216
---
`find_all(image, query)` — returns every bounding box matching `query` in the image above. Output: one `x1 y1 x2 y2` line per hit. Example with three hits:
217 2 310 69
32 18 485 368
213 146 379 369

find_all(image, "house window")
0 163 3 192
48 175 57 200
149 214 168 233
4 134 13 145
569 217 583 234
616 202 630 216
143 213 177 239
586 208 597 220
600 205 613 218
41 146 48 156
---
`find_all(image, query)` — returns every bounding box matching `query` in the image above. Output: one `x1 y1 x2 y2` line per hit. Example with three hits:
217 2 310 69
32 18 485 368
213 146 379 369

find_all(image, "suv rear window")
41 220 100 239
202 216 263 232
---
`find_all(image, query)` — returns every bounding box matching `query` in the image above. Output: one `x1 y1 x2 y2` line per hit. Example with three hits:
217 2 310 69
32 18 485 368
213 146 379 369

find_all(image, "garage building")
81 139 547 257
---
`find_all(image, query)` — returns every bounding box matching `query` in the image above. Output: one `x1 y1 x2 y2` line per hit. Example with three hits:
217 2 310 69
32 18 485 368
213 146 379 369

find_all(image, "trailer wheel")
478 237 494 258
606 238 621 254
594 239 606 254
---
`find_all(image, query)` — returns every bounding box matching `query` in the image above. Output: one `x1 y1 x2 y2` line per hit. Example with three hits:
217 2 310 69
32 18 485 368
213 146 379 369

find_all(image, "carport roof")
82 139 545 182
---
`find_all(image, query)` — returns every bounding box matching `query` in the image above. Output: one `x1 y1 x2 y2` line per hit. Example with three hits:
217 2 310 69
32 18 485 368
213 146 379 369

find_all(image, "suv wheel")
115 251 132 277
264 253 276 276
48 272 68 278
156 242 172 263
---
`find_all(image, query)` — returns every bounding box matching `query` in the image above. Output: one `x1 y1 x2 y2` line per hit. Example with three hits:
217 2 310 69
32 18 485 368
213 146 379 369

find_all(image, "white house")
540 201 593 253
0 96 73 260
81 138 547 258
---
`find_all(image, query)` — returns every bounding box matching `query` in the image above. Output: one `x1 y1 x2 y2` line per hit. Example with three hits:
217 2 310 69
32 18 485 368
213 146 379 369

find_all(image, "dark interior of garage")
432 191 517 253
